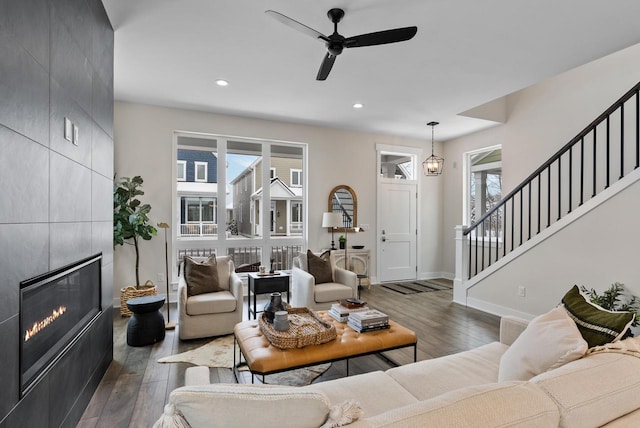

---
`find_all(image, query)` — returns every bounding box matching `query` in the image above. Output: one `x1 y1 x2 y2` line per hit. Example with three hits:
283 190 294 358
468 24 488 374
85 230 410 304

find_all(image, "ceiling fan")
265 8 418 81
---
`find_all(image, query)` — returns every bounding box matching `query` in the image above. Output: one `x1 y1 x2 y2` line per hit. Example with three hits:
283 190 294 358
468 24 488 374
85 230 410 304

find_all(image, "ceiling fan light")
353 103 364 109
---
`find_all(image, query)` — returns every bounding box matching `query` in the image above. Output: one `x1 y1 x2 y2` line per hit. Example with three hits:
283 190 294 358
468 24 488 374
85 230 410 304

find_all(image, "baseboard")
466 297 535 320
419 272 454 281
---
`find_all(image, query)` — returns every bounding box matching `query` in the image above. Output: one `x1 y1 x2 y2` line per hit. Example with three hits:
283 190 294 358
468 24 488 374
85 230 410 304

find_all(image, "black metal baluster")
488 214 492 267
593 127 597 197
557 155 562 221
481 222 485 272
527 181 531 240
537 173 541 234
636 91 639 169
580 137 584 206
475 227 478 276
511 197 514 252
519 190 523 246
568 146 572 213
468 227 472 280
547 165 551 227
503 203 507 257
620 103 625 179
605 116 610 188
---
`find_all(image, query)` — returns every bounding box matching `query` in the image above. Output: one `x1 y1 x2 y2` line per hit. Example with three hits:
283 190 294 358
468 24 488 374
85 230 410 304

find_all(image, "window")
270 168 277 179
195 161 207 182
290 169 302 187
465 146 502 230
177 160 186 181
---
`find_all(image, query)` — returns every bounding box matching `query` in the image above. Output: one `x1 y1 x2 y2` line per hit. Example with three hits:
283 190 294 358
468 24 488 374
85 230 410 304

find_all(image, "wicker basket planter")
120 282 157 317
258 307 337 349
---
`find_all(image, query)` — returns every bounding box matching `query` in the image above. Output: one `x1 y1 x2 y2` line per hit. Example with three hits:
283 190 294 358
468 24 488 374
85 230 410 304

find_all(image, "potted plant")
339 235 346 249
114 175 158 316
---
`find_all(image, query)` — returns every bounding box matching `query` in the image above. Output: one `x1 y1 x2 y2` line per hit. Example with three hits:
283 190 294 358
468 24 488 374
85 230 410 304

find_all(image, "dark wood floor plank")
79 284 500 427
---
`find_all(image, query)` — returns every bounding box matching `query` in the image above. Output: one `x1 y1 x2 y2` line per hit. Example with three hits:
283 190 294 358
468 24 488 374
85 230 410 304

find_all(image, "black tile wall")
0 127 49 224
0 316 19 418
0 0 113 426
0 29 50 146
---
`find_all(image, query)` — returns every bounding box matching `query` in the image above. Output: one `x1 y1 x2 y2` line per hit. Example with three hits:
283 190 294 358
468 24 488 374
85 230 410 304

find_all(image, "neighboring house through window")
177 160 186 181
464 146 502 236
290 169 302 187
195 161 207 182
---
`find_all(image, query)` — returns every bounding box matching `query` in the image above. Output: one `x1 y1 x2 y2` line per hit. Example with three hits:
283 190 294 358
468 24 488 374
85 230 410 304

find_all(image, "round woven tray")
258 307 337 349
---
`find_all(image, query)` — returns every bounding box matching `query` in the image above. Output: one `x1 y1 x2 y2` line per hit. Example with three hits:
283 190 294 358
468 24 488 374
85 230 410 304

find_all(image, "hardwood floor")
77 281 499 427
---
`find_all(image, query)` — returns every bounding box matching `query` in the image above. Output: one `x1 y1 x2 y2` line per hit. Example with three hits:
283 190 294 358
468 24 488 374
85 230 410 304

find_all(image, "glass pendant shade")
423 121 444 176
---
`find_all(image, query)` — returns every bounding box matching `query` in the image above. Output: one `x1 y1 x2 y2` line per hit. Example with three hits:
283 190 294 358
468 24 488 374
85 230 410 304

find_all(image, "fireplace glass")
19 254 102 396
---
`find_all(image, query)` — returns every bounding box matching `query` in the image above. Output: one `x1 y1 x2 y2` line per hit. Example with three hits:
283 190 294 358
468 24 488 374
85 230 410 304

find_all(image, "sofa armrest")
229 271 243 309
334 267 357 297
178 273 188 316
500 315 529 346
292 266 315 307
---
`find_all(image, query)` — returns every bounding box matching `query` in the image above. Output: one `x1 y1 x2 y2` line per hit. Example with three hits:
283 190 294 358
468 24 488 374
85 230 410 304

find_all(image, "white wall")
113 102 443 302
442 43 640 276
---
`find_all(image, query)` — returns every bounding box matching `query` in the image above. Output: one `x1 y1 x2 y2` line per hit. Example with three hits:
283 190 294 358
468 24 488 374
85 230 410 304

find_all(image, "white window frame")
195 161 207 182
290 169 302 187
177 160 186 181
462 145 502 232
270 167 277 179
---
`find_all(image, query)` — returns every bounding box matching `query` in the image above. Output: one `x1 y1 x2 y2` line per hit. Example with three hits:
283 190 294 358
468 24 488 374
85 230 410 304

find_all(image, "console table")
332 248 370 287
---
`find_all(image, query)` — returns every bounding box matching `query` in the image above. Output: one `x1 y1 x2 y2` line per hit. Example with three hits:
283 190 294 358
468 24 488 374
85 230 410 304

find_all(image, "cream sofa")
154 316 640 427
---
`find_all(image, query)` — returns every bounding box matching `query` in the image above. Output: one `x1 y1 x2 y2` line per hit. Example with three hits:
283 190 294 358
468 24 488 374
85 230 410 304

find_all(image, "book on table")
329 303 370 322
348 309 389 324
347 320 390 333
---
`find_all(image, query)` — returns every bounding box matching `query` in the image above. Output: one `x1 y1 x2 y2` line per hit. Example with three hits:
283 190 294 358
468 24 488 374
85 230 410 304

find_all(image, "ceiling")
102 0 640 141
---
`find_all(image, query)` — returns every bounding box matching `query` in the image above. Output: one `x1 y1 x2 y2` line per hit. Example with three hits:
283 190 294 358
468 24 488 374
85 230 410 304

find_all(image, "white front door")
379 182 417 281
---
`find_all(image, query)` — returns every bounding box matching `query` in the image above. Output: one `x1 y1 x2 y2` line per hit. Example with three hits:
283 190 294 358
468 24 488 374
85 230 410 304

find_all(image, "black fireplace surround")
19 254 102 397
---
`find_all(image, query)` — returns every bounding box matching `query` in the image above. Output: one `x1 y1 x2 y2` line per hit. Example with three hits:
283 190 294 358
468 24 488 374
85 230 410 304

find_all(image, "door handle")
381 237 386 242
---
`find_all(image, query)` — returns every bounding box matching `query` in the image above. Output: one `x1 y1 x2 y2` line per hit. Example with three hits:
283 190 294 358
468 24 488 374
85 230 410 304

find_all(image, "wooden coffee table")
233 311 417 383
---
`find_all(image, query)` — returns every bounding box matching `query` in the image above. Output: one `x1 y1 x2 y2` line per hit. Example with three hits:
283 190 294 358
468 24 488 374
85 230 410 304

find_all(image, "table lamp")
322 212 343 250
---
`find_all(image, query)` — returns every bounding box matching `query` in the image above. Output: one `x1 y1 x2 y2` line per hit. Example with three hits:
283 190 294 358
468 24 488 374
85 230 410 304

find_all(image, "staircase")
454 81 640 314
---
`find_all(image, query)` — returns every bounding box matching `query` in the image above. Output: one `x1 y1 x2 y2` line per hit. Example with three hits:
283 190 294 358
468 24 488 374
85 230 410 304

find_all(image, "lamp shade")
322 212 343 228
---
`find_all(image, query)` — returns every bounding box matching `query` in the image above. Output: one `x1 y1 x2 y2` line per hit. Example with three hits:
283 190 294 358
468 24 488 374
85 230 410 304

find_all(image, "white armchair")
291 252 357 310
178 255 243 340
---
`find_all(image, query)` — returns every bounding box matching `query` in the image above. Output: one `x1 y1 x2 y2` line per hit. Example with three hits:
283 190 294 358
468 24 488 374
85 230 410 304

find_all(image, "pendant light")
422 121 444 176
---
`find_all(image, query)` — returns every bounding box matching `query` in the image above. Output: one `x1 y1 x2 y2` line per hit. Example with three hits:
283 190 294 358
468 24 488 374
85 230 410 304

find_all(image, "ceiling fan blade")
316 52 337 81
344 26 417 48
265 10 328 42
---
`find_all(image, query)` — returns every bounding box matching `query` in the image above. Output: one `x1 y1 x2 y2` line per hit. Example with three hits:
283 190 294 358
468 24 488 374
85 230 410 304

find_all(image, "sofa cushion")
185 255 222 296
308 250 333 284
386 341 507 401
186 290 237 316
314 282 354 303
167 384 330 428
305 371 418 418
531 352 640 428
359 382 560 428
561 285 634 347
498 307 587 382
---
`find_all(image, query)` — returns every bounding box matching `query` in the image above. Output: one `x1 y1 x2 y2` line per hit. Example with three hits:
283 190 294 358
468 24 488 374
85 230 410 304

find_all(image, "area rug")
382 279 453 295
158 335 330 386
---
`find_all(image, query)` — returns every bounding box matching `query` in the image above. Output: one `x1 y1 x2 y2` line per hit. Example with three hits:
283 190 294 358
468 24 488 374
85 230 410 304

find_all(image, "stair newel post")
454 225 469 305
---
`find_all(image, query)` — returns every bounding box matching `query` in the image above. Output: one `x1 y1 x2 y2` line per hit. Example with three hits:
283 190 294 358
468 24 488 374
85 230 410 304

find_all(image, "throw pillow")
498 306 588 382
184 255 222 296
307 250 333 284
561 285 635 348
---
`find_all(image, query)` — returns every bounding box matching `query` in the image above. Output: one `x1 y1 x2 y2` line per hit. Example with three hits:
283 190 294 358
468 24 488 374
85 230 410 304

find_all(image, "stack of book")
328 302 369 323
348 309 390 333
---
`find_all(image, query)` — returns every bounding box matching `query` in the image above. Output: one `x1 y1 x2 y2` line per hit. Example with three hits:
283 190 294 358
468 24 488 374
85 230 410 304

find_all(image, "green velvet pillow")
184 255 222 296
561 285 634 348
307 250 333 284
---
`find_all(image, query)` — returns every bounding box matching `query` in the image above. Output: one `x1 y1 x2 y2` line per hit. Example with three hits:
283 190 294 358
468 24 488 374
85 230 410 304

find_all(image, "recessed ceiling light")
215 79 229 87
353 103 364 109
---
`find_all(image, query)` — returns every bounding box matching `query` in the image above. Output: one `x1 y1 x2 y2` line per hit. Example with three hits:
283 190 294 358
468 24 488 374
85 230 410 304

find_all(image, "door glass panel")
227 140 262 239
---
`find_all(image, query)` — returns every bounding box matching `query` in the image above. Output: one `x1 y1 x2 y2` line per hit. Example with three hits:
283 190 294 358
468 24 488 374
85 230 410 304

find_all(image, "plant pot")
120 282 157 317
339 242 345 249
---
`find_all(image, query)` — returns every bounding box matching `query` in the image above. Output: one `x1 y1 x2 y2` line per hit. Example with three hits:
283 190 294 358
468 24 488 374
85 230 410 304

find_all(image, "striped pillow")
561 285 634 348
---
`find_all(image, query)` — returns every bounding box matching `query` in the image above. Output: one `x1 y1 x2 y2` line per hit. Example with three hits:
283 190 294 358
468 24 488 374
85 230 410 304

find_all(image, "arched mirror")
328 185 357 230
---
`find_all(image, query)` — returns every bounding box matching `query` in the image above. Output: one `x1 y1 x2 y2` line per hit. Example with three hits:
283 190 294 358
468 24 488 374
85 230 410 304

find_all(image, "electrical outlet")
518 286 526 297
157 272 165 284
171 283 178 291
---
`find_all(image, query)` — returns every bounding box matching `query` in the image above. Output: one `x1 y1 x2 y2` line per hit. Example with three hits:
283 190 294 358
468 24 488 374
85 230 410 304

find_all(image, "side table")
247 272 290 319
126 295 166 346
